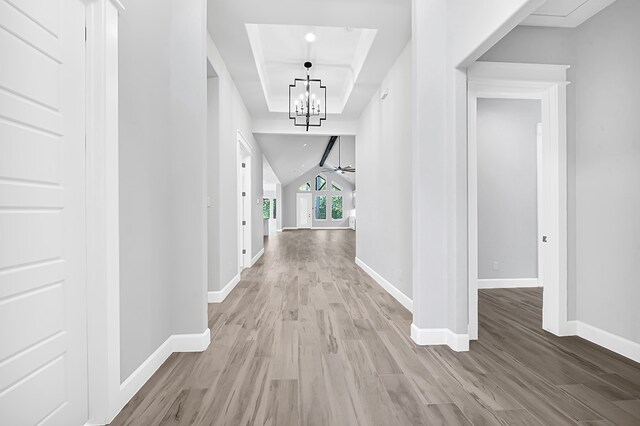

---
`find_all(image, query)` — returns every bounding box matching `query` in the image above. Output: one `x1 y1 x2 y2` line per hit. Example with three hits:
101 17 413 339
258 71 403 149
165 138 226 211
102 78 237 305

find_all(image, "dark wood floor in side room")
110 230 640 426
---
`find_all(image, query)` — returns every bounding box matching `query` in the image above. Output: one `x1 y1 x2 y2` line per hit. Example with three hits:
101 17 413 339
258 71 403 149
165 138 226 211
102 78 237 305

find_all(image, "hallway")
111 230 640 426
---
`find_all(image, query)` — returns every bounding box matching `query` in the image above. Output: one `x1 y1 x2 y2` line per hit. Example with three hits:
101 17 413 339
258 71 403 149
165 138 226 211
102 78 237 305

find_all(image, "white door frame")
85 0 125 423
237 130 253 269
467 62 570 340
296 192 312 229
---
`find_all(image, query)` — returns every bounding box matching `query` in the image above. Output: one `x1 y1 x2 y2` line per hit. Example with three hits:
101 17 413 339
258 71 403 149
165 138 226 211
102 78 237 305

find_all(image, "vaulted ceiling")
255 134 355 187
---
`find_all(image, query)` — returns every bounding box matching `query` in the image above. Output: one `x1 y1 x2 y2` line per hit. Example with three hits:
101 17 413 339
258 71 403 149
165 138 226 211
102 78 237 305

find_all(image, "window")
273 199 276 219
315 174 327 191
331 196 343 220
332 182 343 191
299 182 311 191
315 195 326 220
263 198 270 220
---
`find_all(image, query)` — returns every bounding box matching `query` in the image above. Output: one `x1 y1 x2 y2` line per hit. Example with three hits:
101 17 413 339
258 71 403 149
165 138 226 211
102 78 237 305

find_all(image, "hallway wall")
207 34 264 292
118 0 208 381
482 0 640 346
355 42 413 300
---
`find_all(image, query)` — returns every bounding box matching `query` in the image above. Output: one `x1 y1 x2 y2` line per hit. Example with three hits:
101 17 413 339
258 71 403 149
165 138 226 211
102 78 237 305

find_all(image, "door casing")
467 61 570 340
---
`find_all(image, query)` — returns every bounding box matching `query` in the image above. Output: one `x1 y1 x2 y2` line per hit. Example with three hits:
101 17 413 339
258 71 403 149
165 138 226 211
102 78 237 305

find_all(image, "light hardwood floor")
111 230 640 425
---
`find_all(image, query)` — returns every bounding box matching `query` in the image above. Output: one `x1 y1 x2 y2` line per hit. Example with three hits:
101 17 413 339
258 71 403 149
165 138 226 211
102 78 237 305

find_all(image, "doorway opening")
467 62 570 340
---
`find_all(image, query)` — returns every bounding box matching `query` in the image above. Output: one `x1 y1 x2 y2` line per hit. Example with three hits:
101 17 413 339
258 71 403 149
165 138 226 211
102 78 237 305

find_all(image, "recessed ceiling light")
304 32 317 43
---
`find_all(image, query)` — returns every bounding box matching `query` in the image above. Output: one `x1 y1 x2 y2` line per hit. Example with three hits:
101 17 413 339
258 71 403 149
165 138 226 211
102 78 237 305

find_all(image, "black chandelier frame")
289 61 326 132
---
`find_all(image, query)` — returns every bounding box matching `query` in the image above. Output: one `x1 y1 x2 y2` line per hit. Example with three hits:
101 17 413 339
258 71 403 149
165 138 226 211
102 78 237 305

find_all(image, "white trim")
251 248 264 266
313 226 351 230
282 226 351 231
237 132 252 269
355 257 413 313
478 278 540 289
109 0 125 11
117 329 211 419
208 273 241 303
467 61 569 340
521 0 616 28
237 129 254 157
410 324 470 352
567 321 640 363
85 1 122 423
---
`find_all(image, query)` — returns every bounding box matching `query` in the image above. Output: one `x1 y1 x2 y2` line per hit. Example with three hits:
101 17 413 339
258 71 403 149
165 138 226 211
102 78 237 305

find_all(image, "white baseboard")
115 328 210 422
355 257 413 313
411 324 470 352
312 226 351 230
251 248 264 266
282 226 351 231
567 320 640 363
478 278 540 289
208 273 240 303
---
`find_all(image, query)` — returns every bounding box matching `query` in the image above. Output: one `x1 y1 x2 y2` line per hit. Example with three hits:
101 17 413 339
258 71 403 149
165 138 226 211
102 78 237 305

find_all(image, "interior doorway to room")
467 62 570 341
237 132 252 269
296 192 312 229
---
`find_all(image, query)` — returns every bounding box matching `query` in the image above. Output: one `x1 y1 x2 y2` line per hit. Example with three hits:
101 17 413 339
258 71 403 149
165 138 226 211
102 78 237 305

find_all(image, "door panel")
297 193 311 229
0 0 88 424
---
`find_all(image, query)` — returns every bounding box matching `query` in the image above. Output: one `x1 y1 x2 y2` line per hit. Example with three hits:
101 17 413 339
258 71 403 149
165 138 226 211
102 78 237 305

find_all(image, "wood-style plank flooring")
111 230 640 425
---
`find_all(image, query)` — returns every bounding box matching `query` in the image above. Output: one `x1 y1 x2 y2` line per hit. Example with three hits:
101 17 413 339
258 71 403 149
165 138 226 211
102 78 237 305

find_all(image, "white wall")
207 76 220 294
282 167 354 229
482 0 640 345
411 0 541 341
356 42 413 300
477 99 540 280
206 34 264 292
118 0 208 381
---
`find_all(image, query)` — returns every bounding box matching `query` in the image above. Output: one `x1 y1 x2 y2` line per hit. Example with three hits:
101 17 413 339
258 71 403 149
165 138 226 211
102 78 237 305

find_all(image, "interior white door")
0 0 88 424
296 193 312 229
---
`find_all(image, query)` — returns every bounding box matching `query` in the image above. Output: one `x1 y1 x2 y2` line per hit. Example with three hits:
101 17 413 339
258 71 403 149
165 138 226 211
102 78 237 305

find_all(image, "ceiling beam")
319 136 338 167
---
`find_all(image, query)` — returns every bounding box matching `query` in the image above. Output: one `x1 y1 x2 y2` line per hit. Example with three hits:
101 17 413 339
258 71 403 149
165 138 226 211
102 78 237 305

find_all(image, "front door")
296 193 312 229
0 0 88 424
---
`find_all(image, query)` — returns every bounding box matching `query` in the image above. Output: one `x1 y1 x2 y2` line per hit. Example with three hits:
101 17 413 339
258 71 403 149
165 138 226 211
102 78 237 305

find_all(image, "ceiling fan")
322 136 355 174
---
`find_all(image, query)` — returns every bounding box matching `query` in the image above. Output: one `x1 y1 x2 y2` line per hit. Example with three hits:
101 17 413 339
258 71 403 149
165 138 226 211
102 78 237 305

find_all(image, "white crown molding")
108 0 125 11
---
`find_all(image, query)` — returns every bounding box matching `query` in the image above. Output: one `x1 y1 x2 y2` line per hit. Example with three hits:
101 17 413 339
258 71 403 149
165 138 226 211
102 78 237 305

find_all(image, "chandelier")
289 61 326 131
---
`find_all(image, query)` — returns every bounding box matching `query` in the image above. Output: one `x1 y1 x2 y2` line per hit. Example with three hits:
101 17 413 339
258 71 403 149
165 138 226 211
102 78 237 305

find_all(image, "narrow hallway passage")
111 230 640 426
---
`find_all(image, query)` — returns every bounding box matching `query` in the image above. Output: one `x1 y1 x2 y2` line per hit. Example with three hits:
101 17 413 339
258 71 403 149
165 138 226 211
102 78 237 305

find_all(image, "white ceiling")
262 156 280 188
521 0 616 27
246 24 377 115
207 0 411 122
256 134 355 186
